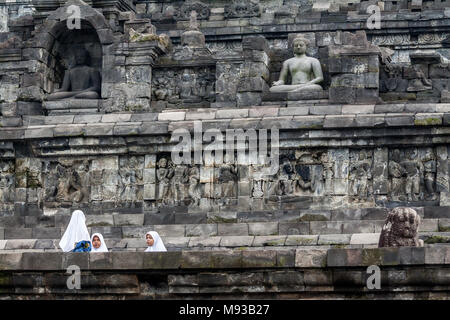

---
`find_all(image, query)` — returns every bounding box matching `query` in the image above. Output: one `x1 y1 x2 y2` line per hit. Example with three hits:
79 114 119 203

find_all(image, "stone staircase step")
0 232 449 252
4 207 448 230
0 219 444 240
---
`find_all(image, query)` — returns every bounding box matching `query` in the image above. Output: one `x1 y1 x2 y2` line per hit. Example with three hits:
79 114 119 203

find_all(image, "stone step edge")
1 218 447 238
0 246 449 270
1 232 450 250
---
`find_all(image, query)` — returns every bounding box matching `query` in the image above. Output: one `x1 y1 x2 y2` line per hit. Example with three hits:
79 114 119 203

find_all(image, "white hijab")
59 210 91 252
91 233 108 252
145 231 167 252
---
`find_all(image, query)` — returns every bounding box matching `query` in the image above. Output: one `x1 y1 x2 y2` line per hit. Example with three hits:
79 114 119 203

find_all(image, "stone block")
318 234 351 245
122 226 152 238
242 250 277 268
310 221 342 234
419 219 439 232
285 235 318 246
34 239 55 249
32 227 61 239
21 252 62 270
86 215 115 227
4 228 33 239
112 252 144 269
385 114 414 126
163 237 190 248
276 249 296 267
185 224 218 237
91 227 122 239
252 236 286 247
425 247 446 264
309 105 342 115
295 249 327 268
342 104 374 114
188 236 221 248
323 115 355 128
144 251 182 269
219 236 254 247
248 222 278 236
279 222 309 235
181 251 212 268
342 221 375 234
349 233 380 245
158 112 185 121
113 214 144 226
62 252 89 269
0 253 22 270
355 114 385 127
153 225 185 237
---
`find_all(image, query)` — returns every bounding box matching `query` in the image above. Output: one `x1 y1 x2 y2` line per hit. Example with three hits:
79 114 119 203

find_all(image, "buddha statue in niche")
47 46 100 100
270 35 324 93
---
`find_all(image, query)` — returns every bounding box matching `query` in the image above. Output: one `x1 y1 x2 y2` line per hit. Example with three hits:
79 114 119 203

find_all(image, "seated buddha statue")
270 35 324 93
47 47 100 100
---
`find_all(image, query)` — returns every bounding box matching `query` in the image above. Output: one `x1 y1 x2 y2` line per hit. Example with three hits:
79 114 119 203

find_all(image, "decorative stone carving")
378 207 424 247
188 166 202 206
224 0 260 18
218 164 238 199
270 35 324 93
151 67 215 107
44 160 90 204
156 157 174 204
174 1 210 21
401 150 422 202
349 150 372 201
0 160 14 203
118 156 143 205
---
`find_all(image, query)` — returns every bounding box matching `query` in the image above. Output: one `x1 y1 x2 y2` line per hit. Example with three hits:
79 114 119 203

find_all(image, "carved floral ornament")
174 1 210 21
224 0 261 18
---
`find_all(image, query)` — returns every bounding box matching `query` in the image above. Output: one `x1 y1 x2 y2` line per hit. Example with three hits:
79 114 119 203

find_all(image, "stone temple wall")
0 0 449 299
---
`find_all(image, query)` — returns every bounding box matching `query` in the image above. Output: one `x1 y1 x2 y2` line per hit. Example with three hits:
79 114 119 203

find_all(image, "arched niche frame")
33 0 114 99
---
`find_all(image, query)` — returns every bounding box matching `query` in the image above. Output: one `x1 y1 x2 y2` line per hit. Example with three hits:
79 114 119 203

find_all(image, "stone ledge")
1 247 449 271
1 107 449 140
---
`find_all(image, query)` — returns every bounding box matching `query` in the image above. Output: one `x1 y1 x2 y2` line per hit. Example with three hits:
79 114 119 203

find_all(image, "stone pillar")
101 25 171 113
237 35 270 107
328 31 381 104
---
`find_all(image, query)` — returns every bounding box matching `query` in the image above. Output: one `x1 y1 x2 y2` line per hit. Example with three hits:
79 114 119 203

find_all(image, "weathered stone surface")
220 236 254 247
318 234 351 245
113 215 145 227
242 250 277 268
295 249 327 268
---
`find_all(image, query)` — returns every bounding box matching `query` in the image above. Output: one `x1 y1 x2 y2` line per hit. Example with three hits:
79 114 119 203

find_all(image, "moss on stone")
299 214 328 222
362 248 382 265
424 235 450 244
414 118 442 126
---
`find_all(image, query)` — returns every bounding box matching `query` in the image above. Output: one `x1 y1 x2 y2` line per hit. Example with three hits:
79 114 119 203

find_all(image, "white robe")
59 210 91 252
145 231 167 252
91 232 108 252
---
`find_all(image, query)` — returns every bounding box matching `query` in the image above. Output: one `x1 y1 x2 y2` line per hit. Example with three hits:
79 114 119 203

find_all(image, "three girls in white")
60 210 167 252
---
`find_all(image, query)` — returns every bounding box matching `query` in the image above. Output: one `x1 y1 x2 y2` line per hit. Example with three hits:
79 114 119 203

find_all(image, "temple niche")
46 25 102 101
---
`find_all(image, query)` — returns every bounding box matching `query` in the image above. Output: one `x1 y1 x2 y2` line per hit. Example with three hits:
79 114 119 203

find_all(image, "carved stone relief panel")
152 66 216 109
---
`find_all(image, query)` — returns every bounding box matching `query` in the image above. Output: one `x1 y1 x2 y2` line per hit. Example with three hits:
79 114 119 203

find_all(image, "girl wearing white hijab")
59 210 91 252
91 233 108 252
145 231 167 252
